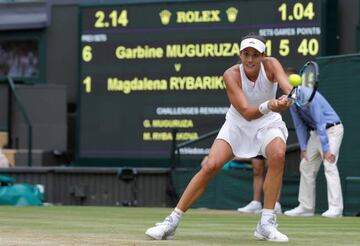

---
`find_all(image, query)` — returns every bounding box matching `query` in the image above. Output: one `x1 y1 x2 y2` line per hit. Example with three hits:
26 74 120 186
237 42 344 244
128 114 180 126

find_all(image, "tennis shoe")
145 216 177 240
284 205 314 217
321 209 342 218
254 216 289 242
237 201 262 214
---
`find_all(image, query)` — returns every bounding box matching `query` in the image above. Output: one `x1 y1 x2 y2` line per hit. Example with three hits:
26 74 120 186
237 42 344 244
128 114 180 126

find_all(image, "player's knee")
267 151 285 171
268 149 285 163
266 138 286 161
201 158 219 176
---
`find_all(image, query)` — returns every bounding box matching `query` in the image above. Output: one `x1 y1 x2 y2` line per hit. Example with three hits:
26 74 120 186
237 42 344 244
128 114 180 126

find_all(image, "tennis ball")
288 74 302 86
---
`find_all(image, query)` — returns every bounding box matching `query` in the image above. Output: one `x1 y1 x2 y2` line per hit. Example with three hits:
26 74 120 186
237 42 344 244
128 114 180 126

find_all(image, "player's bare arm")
264 57 293 95
263 57 292 112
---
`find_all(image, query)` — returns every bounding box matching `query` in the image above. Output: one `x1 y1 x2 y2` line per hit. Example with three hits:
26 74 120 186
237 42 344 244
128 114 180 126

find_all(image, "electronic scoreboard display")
77 0 336 166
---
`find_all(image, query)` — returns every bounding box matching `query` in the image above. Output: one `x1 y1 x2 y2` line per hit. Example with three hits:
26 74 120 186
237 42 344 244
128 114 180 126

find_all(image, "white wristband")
259 100 271 114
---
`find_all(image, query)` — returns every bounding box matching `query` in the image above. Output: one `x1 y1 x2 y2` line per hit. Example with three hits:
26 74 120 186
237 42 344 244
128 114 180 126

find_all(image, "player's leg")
237 157 264 213
177 139 234 211
262 137 286 211
145 139 234 240
263 159 283 214
254 129 288 242
321 124 344 217
253 157 265 202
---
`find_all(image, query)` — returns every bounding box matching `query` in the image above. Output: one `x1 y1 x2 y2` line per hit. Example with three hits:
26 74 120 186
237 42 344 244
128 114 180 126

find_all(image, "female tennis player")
146 33 293 242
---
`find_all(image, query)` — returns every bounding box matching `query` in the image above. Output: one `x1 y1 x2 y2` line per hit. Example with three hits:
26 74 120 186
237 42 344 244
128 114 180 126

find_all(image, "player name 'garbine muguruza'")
115 43 240 59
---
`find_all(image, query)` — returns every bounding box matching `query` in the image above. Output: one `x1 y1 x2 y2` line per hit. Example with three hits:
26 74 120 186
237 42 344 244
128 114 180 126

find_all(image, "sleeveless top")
217 63 288 158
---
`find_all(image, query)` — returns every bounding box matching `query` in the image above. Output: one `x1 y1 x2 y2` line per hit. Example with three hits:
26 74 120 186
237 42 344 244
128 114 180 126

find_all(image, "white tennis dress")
216 63 288 158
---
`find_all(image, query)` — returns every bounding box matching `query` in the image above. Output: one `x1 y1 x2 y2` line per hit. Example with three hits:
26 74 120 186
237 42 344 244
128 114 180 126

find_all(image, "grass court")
0 206 359 245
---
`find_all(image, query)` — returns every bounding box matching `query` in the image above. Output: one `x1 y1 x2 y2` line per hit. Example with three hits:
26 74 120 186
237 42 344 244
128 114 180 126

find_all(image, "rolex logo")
159 9 172 25
226 7 238 23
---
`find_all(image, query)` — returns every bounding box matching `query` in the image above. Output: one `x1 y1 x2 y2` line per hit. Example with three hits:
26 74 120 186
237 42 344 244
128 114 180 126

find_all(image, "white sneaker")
145 216 177 240
237 201 262 214
321 209 342 218
254 216 289 242
275 202 283 214
284 206 314 217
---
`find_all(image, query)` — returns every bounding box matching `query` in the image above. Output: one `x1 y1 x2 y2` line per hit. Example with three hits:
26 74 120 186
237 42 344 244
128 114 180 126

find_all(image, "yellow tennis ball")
288 74 302 86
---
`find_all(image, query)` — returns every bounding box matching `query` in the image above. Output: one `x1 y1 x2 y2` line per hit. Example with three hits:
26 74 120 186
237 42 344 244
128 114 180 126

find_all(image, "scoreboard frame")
76 0 337 167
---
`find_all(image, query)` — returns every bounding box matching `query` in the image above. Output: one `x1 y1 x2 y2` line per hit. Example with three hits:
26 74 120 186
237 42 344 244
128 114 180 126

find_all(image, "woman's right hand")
268 97 291 112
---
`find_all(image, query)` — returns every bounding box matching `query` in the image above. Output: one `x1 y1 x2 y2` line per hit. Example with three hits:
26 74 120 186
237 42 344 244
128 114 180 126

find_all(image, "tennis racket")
287 61 319 107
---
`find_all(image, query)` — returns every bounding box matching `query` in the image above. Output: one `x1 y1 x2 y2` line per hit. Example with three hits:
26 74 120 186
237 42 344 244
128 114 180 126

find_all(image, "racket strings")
292 61 319 107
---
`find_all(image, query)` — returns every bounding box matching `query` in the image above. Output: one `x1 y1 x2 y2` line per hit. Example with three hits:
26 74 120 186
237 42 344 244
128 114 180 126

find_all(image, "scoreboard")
77 0 336 166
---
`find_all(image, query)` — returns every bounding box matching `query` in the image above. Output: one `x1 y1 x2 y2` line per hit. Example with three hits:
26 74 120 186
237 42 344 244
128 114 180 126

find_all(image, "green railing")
6 76 32 167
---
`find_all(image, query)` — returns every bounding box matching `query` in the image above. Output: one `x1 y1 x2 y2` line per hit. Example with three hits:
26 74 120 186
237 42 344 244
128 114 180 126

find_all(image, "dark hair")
241 32 266 44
